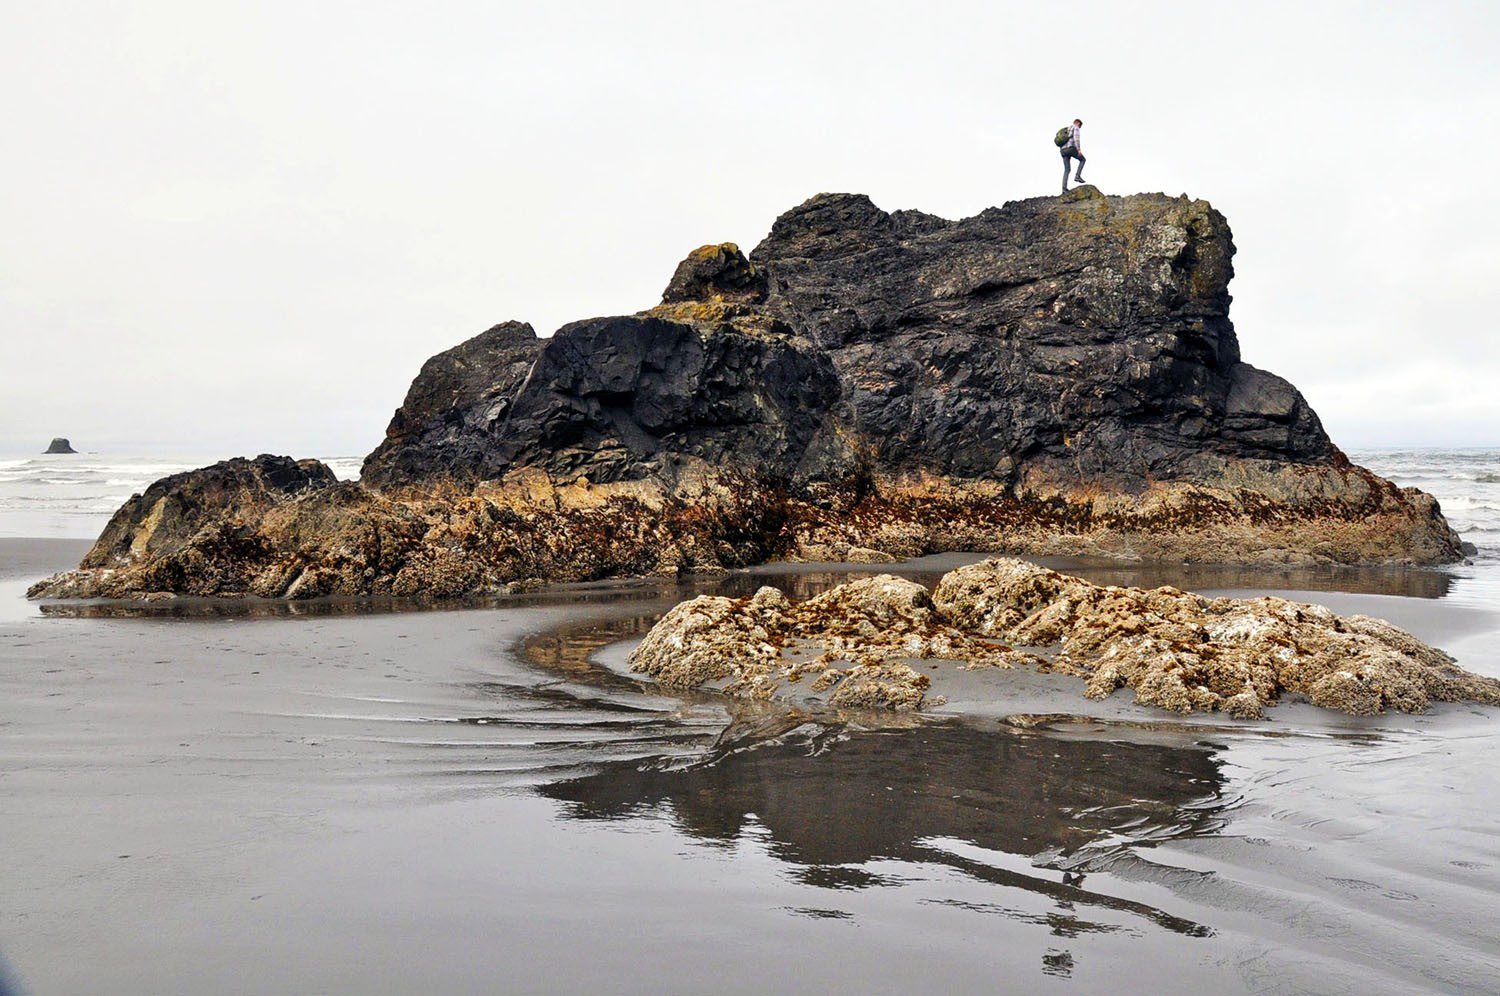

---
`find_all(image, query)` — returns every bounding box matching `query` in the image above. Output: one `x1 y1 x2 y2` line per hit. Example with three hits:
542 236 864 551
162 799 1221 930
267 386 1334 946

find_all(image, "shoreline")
0 537 91 622
7 537 1500 734
15 541 1478 608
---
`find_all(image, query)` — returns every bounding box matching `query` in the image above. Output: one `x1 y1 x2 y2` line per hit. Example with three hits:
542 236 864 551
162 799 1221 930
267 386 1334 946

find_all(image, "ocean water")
1350 448 1500 562
1347 448 1500 612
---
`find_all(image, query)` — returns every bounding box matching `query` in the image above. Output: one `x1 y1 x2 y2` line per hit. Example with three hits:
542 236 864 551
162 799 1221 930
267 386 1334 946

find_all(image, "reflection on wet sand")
541 721 1225 938
32 552 1455 619
740 556 1457 600
519 603 1232 941
519 613 659 687
1032 557 1456 600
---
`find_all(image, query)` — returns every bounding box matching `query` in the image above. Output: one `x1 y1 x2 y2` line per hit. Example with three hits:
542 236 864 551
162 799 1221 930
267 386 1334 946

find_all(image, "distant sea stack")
43 438 77 454
29 189 1469 600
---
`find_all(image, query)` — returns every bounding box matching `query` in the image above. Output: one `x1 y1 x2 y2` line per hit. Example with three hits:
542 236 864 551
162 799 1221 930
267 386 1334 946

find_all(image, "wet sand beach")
5 538 1500 993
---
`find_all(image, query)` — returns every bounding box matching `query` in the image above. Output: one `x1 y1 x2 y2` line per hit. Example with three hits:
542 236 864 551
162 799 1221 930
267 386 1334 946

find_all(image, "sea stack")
43 437 77 454
28 189 1470 600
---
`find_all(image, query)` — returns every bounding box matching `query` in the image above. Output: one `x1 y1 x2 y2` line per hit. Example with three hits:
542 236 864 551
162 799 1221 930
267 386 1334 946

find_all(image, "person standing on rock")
1060 118 1086 193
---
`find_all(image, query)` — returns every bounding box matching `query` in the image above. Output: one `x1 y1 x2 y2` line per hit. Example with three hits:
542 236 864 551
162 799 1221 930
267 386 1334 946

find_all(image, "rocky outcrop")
362 190 1337 492
26 455 794 600
29 189 1468 600
753 189 1331 484
934 559 1500 717
30 456 340 598
361 241 841 491
43 437 76 454
628 576 1030 710
629 559 1500 718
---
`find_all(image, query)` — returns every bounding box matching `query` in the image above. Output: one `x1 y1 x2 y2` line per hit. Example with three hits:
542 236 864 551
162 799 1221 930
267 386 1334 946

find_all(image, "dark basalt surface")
752 190 1331 485
361 321 545 487
362 188 1333 492
43 437 77 454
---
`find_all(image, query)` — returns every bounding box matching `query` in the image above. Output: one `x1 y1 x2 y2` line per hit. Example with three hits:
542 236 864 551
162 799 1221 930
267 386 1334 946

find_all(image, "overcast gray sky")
3 0 1497 457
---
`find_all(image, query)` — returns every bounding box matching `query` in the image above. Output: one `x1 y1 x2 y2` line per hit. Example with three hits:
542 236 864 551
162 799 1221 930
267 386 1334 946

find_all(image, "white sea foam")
1351 448 1500 562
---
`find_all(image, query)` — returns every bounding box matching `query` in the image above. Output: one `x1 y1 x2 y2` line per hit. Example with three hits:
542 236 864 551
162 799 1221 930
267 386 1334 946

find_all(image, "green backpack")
1053 126 1071 147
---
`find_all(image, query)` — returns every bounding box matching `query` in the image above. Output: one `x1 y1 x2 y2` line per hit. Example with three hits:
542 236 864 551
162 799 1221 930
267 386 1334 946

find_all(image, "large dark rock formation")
362 311 840 489
362 189 1331 493
44 437 77 454
751 190 1331 483
30 189 1468 600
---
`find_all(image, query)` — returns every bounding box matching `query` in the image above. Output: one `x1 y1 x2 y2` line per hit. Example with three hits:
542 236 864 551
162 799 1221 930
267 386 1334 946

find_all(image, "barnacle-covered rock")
934 558 1500 717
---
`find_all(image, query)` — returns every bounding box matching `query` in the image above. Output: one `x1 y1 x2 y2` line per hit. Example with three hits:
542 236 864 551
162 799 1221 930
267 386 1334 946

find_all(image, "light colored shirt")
1067 124 1082 152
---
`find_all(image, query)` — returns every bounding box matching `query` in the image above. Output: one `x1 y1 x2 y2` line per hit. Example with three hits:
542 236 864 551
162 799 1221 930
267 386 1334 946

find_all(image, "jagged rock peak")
661 243 767 305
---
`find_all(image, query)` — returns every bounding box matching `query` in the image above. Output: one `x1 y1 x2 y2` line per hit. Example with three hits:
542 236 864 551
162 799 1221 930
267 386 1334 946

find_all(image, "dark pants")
1061 147 1085 189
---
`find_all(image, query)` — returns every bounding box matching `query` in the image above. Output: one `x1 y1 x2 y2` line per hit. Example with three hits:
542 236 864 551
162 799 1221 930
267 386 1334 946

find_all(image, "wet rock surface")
30 190 1469 599
937 558 1500 717
43 437 76 454
628 575 1029 710
631 558 1500 718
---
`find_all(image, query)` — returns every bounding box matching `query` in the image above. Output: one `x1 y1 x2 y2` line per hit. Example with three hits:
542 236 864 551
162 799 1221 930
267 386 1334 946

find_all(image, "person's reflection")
542 720 1224 936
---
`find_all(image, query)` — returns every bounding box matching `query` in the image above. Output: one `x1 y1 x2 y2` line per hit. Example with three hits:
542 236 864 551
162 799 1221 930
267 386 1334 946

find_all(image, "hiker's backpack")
1053 126 1071 147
